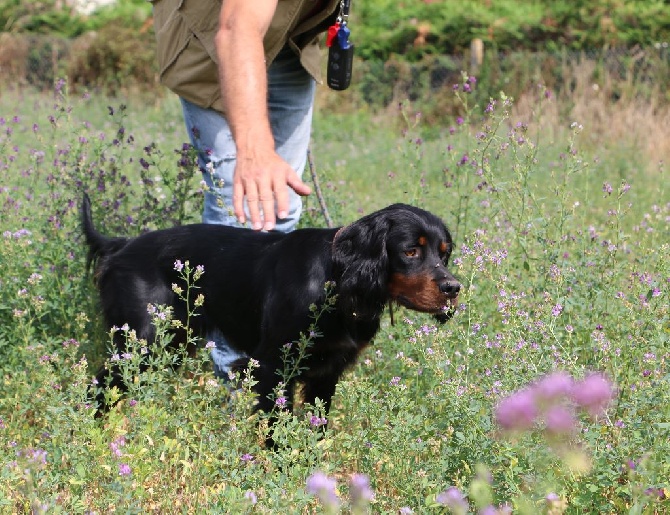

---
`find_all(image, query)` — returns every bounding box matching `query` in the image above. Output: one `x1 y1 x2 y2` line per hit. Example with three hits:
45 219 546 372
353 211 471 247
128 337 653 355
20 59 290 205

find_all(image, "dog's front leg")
302 375 339 420
246 358 296 449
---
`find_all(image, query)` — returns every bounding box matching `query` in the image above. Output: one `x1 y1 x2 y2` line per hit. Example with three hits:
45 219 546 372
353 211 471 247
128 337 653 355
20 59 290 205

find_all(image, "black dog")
82 194 460 419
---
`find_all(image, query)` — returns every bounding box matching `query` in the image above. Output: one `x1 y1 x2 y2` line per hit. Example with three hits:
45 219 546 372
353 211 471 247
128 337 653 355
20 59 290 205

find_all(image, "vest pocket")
155 0 221 110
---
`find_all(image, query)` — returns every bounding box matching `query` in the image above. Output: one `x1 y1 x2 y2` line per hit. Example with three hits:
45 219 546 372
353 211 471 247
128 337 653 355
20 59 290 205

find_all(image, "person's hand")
216 0 310 231
233 148 311 231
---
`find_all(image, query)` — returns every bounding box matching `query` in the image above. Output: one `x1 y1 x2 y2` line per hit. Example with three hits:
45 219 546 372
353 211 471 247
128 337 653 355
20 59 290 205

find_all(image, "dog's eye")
404 248 419 258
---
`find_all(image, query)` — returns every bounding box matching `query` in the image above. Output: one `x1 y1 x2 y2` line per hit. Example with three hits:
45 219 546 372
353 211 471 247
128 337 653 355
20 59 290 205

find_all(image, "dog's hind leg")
92 317 156 413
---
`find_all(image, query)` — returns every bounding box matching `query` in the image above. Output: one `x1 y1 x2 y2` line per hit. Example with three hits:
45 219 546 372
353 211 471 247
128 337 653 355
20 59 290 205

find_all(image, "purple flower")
436 486 468 513
644 487 666 500
551 303 563 317
480 506 509 515
535 371 574 401
309 415 327 427
240 453 254 462
389 376 401 386
571 373 615 416
496 389 538 430
275 396 287 408
118 463 131 476
110 436 126 457
544 405 576 435
22 448 47 465
244 490 258 504
306 471 340 508
350 474 374 506
456 116 464 125
174 260 184 272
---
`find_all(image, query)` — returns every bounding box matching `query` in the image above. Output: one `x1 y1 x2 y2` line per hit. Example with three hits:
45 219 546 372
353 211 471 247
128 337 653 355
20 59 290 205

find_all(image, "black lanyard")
340 0 351 20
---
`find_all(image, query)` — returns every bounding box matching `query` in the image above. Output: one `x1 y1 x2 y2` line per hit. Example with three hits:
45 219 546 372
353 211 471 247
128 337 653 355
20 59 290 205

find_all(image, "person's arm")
216 0 311 231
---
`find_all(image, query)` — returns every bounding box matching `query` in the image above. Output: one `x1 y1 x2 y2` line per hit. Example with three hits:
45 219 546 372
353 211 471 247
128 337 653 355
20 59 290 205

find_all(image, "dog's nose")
440 280 461 295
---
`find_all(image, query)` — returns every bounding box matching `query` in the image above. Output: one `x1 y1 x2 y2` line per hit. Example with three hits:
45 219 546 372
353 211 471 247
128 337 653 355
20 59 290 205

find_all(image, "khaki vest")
152 0 340 113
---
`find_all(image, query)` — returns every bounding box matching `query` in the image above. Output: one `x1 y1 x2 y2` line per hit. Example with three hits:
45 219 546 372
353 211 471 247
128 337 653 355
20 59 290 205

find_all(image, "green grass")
0 80 668 513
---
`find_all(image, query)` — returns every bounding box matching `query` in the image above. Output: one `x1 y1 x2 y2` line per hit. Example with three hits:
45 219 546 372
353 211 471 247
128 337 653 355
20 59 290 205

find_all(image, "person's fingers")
244 181 263 230
260 188 276 231
233 155 312 230
233 180 246 225
274 172 290 221
287 170 312 197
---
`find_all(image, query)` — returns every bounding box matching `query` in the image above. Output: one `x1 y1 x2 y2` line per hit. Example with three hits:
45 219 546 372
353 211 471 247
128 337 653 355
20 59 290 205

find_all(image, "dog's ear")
332 212 391 319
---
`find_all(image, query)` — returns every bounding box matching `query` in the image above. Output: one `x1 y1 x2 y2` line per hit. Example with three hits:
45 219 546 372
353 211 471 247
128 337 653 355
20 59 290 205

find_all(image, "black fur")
82 194 460 420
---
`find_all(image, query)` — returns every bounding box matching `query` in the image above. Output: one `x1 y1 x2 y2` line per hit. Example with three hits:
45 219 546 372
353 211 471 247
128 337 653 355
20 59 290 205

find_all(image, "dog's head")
332 204 460 320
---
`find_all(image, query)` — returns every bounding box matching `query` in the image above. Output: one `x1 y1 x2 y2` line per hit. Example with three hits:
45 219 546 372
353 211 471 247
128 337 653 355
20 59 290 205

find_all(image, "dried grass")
513 57 669 173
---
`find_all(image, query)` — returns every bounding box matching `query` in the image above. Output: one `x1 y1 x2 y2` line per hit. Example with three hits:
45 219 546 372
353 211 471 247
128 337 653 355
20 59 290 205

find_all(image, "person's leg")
179 46 315 376
266 45 316 232
180 101 246 376
180 98 239 227
180 45 316 233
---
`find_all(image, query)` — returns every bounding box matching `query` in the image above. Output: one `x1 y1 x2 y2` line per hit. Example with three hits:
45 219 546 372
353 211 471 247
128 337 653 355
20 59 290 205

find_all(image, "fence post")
470 38 484 73
52 42 58 89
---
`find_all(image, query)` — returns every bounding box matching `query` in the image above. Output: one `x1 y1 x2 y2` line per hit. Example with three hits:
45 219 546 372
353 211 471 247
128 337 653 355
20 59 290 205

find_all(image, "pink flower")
534 371 574 402
571 373 615 416
544 405 576 435
496 389 538 430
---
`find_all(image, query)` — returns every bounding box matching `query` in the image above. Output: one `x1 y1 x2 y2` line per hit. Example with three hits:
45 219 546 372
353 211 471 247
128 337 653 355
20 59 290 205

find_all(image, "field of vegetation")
0 63 667 513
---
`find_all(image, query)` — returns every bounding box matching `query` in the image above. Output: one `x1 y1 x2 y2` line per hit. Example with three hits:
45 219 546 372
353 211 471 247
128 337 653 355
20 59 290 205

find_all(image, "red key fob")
326 22 340 47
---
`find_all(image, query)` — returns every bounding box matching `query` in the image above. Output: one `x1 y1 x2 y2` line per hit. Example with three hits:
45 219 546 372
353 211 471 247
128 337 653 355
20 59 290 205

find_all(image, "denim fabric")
180 46 316 375
180 46 316 233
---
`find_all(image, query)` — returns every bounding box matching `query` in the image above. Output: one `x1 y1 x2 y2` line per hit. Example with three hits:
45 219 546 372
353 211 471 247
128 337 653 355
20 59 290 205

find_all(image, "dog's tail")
81 193 128 273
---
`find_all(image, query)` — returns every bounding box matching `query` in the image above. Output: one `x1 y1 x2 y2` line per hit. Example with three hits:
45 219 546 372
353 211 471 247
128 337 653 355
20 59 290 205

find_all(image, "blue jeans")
180 46 316 376
180 46 316 232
